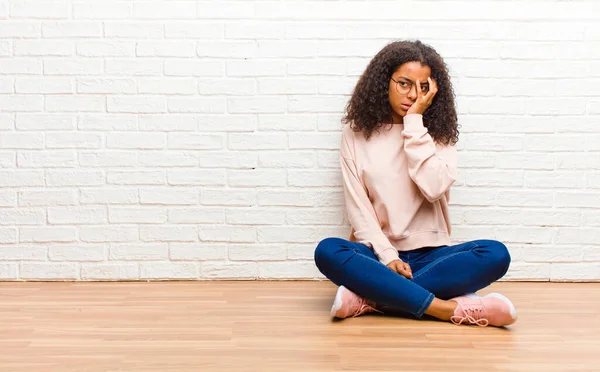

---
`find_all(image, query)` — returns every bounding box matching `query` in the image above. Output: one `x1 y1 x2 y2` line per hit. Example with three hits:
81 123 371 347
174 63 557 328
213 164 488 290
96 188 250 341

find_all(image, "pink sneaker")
450 293 517 327
330 286 381 319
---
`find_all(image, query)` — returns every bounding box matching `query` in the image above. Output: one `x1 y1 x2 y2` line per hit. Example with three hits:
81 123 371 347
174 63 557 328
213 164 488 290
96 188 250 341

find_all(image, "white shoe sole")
331 286 346 317
485 292 518 321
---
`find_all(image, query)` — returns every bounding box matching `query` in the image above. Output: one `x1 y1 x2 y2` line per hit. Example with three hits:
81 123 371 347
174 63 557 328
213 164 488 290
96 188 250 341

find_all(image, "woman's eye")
399 82 408 87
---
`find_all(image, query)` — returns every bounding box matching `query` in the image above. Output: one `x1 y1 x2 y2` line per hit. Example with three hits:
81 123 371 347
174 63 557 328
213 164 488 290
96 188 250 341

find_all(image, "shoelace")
450 303 489 327
352 299 383 317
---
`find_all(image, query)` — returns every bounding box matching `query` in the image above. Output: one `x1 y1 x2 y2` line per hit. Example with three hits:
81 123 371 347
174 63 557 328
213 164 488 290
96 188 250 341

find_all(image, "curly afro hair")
342 40 459 145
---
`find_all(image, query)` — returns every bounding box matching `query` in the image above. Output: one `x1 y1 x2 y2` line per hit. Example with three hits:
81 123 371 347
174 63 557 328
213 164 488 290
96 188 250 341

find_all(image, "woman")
314 40 516 327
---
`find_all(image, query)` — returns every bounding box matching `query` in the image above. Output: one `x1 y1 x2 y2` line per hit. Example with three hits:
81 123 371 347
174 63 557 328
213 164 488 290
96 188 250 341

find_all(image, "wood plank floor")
0 281 599 372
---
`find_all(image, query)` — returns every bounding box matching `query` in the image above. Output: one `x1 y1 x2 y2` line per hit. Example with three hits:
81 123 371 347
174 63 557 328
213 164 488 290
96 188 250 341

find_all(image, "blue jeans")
314 238 511 318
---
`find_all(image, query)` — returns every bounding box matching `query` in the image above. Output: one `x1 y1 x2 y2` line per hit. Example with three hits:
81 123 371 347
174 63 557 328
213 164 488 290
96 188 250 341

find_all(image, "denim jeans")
314 238 511 318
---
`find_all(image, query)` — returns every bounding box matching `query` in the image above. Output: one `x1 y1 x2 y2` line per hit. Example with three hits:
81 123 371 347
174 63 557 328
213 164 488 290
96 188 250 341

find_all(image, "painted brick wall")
1 0 599 281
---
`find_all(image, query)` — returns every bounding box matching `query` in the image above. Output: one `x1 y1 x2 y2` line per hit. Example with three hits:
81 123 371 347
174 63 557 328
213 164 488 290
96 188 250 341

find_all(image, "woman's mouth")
401 103 412 111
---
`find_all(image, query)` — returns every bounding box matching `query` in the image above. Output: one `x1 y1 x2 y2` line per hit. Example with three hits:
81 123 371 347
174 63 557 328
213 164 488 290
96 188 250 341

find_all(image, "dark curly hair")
342 40 459 145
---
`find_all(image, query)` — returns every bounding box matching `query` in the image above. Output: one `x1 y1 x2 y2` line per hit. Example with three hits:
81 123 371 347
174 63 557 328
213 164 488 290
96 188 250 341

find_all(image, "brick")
134 1 195 19
19 189 77 207
228 133 287 150
79 227 138 243
77 78 136 94
164 60 223 77
227 60 286 77
198 226 255 243
259 261 316 279
140 115 197 132
14 40 73 56
228 97 286 114
106 59 162 76
45 95 105 112
199 78 255 96
0 21 40 37
107 170 165 185
550 263 600 281
139 187 198 205
0 170 44 187
109 207 167 224
198 151 257 168
0 264 18 279
165 22 222 38
168 133 223 149
259 114 318 131
258 152 315 168
107 96 166 113
138 78 197 95
167 170 225 186
20 263 78 280
200 188 256 206
226 209 285 225
0 59 41 74
81 263 139 280
80 188 138 205
46 170 104 187
257 226 316 243
229 244 287 261
496 191 554 207
228 169 286 187
139 151 197 167
0 95 43 112
42 21 102 37
73 2 133 19
197 115 257 132
44 59 101 75
0 133 44 149
107 133 166 149
78 114 137 131
168 208 224 224
0 244 46 260
140 262 199 279
10 1 68 19
109 244 168 260
169 97 226 113
0 228 17 244
46 133 102 149
202 261 258 279
20 227 76 243
136 41 196 57
11 150 70 169
169 243 227 261
49 244 105 261
525 171 584 189
288 170 341 187
16 77 72 93
79 152 138 168
105 22 163 38
288 132 341 150
47 206 106 225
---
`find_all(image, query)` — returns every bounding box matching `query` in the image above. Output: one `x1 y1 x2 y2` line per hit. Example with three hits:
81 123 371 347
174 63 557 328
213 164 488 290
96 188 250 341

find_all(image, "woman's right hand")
386 259 413 279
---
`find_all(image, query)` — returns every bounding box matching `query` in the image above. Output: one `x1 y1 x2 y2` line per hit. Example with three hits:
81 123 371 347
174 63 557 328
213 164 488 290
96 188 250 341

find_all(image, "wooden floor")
0 281 599 372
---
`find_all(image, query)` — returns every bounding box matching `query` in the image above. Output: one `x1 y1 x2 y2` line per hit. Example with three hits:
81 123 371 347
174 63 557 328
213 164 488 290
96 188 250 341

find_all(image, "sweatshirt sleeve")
340 130 400 266
402 114 457 202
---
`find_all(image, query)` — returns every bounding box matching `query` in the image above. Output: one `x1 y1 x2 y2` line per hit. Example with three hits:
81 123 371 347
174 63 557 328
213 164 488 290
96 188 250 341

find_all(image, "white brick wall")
1 0 599 281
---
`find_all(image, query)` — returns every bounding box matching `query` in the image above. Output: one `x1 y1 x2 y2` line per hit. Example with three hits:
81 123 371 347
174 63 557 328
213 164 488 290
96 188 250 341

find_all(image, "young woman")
314 40 516 327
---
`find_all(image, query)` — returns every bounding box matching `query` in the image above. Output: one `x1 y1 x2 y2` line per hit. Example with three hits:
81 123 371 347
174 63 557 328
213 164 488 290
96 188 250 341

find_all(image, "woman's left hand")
407 77 438 115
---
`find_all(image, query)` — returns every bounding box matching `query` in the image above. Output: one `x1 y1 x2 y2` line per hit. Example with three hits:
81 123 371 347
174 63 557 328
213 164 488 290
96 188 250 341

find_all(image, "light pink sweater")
340 114 458 266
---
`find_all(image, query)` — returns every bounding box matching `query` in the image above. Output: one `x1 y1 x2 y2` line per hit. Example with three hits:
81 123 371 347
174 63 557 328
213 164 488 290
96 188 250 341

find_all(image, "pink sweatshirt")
340 114 458 266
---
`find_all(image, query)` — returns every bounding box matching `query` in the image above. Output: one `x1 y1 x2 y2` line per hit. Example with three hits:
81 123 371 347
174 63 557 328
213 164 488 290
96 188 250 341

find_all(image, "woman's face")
388 61 431 123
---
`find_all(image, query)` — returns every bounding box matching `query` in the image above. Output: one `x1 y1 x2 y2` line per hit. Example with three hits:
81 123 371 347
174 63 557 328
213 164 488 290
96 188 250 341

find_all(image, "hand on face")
406 77 438 115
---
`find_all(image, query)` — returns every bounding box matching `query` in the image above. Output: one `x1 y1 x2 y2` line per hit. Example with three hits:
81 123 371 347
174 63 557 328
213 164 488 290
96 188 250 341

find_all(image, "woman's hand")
386 259 413 279
407 77 438 115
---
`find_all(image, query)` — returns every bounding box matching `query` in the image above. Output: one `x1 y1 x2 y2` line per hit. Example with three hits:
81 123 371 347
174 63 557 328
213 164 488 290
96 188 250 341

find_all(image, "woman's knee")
314 237 345 267
481 240 511 275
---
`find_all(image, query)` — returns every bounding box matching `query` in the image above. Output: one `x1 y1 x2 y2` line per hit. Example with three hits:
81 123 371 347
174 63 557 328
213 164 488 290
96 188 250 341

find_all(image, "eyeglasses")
391 77 429 95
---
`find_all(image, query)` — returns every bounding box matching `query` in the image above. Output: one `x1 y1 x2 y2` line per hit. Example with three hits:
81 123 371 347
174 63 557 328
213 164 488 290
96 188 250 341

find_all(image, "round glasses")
391 77 429 95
